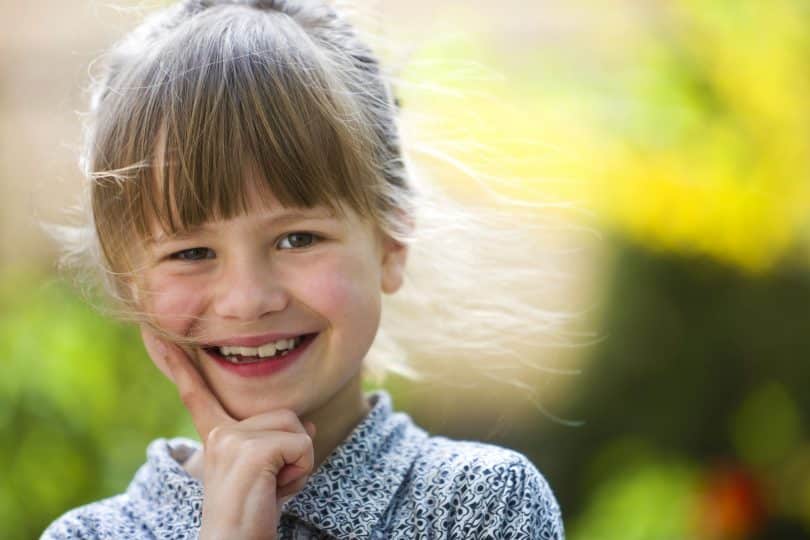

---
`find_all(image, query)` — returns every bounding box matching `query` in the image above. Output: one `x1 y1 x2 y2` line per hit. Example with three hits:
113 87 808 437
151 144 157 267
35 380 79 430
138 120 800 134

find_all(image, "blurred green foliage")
0 270 191 538
537 238 810 539
399 4 810 530
572 457 699 540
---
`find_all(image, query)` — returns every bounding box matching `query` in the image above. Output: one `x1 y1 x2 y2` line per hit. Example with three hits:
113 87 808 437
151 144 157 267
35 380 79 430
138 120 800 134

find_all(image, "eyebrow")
149 208 337 244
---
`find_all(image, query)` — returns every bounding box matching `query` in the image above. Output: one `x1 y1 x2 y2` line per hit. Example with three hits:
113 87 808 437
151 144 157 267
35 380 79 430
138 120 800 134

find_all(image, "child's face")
136 180 407 420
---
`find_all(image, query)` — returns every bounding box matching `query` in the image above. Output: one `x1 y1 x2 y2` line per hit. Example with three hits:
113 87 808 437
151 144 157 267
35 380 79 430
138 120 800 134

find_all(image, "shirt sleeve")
39 497 140 540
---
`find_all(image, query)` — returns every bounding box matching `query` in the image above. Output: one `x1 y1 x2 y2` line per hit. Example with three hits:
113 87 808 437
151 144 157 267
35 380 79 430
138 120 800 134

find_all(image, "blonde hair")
55 0 581 398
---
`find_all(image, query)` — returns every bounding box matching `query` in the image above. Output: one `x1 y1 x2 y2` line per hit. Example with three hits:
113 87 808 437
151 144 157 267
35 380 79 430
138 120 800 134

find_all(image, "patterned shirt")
41 390 564 539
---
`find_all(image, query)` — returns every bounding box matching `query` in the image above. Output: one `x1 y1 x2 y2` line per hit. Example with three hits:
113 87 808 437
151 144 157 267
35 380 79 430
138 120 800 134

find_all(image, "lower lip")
204 333 318 378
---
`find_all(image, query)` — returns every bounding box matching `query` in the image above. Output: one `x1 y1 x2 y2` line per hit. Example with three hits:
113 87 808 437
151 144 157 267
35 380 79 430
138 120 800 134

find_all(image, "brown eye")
171 247 215 261
277 232 318 250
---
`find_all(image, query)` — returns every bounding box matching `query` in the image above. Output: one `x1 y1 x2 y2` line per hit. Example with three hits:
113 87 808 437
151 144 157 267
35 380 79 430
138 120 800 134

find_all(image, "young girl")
42 0 565 538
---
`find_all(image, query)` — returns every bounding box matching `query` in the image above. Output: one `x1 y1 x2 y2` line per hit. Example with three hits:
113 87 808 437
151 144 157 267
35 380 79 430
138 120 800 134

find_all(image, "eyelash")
168 232 321 261
169 247 215 261
277 232 321 250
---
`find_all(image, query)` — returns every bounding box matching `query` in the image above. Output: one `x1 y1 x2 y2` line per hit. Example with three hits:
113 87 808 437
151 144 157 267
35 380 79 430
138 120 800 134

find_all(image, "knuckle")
276 409 301 430
206 426 236 453
248 442 285 471
241 437 265 457
206 425 224 443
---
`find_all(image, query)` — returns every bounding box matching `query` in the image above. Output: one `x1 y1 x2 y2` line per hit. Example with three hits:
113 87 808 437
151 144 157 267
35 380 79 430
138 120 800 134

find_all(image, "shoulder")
415 436 560 507
40 437 203 540
390 436 564 539
40 494 132 540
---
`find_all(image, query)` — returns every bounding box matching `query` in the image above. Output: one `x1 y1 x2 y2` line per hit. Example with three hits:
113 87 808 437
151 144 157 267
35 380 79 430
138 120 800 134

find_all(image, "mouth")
202 333 319 365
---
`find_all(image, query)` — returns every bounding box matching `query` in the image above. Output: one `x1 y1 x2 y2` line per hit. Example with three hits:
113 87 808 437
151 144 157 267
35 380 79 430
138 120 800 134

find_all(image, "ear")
379 233 408 294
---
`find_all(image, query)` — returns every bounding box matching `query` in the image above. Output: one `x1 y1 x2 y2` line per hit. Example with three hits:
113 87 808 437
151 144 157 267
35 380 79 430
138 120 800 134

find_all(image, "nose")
212 256 289 321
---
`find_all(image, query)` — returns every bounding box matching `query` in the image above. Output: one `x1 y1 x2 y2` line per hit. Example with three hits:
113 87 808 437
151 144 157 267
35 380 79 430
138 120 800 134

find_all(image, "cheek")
301 265 354 315
294 256 380 324
140 274 208 336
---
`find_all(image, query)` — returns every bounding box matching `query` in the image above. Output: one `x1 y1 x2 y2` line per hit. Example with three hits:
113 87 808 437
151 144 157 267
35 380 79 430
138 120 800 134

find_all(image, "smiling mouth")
202 333 318 365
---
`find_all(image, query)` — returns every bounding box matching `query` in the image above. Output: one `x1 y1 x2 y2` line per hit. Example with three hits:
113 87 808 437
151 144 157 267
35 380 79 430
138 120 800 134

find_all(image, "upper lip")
203 331 316 348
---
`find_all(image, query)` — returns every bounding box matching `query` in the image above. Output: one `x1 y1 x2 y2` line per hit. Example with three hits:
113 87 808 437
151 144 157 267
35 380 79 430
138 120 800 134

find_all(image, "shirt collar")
282 389 428 538
129 389 427 538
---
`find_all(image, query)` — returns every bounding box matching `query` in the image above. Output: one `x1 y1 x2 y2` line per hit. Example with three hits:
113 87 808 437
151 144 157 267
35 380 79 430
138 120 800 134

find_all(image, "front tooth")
218 338 302 358
258 343 277 357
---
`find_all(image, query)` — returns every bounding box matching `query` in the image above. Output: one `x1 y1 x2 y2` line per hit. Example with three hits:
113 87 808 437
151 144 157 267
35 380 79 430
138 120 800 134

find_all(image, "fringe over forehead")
87 1 409 272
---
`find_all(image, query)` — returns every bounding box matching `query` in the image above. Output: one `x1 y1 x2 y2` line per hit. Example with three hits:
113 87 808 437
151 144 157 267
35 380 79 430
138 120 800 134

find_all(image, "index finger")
141 326 235 443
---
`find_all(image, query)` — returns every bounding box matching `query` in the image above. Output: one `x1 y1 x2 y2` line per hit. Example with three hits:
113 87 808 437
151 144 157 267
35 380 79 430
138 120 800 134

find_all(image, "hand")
141 327 317 540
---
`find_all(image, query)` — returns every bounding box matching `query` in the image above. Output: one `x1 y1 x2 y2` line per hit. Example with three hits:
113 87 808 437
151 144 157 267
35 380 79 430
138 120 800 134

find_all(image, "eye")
277 232 319 250
170 247 215 261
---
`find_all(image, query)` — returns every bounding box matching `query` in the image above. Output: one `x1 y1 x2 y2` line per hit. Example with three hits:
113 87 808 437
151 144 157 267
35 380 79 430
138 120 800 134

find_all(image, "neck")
182 372 371 482
302 372 371 470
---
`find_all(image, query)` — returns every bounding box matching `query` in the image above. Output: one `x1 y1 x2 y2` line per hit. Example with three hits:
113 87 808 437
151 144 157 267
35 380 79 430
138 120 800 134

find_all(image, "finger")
235 409 309 435
276 462 309 491
205 430 314 486
277 472 310 500
141 326 235 442
140 325 176 384
270 432 315 489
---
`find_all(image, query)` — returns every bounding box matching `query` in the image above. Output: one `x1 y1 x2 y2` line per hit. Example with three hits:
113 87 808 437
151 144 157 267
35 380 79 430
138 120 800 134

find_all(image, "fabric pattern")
41 390 564 539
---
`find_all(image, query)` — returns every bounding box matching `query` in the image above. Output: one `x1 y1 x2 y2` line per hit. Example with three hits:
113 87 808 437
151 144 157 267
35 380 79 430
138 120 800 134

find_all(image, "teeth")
258 343 276 358
218 336 304 359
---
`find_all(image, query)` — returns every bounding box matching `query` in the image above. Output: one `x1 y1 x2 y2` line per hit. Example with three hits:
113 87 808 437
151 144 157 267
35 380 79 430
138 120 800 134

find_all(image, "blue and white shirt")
42 390 564 539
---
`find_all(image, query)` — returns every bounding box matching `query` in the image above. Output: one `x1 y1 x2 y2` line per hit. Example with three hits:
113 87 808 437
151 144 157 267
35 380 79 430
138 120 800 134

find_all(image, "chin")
218 384 312 420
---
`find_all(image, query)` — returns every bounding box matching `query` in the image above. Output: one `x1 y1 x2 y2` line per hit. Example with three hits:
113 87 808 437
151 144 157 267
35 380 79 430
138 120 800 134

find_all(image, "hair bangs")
94 5 382 252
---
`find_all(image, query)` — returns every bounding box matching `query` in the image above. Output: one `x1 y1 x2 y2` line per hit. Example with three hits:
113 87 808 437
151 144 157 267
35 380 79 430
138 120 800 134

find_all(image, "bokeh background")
2 1 809 539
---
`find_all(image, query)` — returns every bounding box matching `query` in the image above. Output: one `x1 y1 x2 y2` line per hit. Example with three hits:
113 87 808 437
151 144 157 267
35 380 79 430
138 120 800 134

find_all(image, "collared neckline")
129 389 427 538
282 390 427 537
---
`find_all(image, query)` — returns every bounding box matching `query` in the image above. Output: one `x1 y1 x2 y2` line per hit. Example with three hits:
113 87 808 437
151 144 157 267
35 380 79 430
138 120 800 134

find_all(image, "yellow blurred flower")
400 0 810 273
